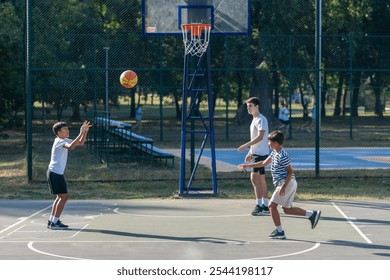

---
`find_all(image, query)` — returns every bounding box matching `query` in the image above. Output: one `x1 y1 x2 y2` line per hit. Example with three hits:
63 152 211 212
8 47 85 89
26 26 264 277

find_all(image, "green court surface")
0 199 389 260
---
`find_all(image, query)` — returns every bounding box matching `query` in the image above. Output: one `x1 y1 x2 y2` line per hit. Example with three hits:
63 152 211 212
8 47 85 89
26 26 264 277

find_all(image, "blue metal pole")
179 53 189 195
206 46 218 195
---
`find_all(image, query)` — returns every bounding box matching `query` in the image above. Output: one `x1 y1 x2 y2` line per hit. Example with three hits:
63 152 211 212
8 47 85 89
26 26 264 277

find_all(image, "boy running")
239 130 321 239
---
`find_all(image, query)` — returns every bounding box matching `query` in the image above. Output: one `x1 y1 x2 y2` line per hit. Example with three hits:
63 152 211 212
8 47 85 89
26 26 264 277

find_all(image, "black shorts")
47 170 68 195
251 154 268 174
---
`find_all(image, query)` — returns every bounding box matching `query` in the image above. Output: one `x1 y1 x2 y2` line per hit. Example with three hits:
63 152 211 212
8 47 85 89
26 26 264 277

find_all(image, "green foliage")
0 2 24 127
0 0 389 127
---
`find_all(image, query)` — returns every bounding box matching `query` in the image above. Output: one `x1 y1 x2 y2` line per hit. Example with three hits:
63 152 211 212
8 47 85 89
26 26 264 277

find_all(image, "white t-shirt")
48 137 72 175
250 114 269 156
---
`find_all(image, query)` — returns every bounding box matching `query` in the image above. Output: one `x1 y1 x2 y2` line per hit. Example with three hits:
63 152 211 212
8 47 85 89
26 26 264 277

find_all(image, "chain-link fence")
25 0 390 184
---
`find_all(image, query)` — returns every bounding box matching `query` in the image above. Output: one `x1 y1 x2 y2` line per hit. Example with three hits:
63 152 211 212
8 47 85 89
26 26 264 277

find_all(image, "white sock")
49 215 53 221
262 198 269 207
306 210 314 218
52 217 59 223
256 198 262 206
276 225 283 232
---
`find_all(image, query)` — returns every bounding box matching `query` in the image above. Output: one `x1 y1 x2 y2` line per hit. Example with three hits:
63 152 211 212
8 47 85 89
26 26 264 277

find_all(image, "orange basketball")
120 70 138 89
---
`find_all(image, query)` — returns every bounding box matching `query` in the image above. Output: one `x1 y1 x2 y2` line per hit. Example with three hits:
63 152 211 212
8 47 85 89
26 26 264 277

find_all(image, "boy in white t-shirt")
47 121 91 230
238 97 270 216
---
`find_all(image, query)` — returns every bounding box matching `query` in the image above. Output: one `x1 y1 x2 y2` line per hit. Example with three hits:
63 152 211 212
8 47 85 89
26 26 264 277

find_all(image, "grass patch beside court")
1 119 390 201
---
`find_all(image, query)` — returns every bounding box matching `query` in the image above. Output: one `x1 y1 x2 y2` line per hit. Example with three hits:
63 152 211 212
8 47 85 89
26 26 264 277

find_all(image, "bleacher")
90 116 174 166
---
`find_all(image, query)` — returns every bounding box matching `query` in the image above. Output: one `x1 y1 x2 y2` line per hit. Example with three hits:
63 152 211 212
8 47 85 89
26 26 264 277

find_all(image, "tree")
0 2 23 127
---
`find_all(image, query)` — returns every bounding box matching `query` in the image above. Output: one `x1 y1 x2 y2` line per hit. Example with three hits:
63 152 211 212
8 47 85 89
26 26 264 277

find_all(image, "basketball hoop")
181 23 211 57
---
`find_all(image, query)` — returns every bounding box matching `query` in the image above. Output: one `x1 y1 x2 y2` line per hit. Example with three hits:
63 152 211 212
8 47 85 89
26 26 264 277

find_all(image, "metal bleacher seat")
94 117 174 166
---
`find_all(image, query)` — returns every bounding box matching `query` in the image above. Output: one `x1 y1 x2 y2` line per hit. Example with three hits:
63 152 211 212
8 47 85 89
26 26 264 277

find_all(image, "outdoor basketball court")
167 147 390 172
1 199 389 260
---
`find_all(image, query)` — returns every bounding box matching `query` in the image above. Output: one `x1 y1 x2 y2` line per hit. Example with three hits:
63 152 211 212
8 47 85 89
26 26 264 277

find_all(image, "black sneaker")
49 220 69 230
251 205 263 216
47 220 51 229
262 205 270 213
56 220 69 228
309 210 321 229
269 229 286 239
48 221 58 230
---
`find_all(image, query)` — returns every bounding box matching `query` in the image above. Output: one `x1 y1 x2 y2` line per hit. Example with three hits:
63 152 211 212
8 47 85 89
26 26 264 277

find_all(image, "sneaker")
251 205 263 216
49 220 68 230
47 220 51 229
56 220 69 228
262 205 270 213
269 229 286 239
48 221 58 230
309 210 321 229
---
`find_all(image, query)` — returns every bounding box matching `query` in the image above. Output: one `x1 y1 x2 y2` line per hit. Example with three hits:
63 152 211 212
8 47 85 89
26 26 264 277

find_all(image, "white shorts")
270 179 297 208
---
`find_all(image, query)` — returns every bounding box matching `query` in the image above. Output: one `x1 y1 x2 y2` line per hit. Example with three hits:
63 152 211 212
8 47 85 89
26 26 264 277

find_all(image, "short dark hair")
52 122 68 135
268 130 284 145
245 97 260 107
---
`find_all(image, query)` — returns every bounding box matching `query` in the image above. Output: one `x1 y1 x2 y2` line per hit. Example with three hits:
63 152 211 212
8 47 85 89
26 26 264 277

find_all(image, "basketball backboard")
142 0 250 35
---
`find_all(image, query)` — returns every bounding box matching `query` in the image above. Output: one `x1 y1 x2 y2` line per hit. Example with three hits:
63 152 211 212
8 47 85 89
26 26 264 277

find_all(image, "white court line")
248 242 321 260
0 205 51 234
332 202 373 244
27 241 88 260
24 240 316 260
114 207 249 218
68 224 90 238
27 224 90 259
0 225 26 240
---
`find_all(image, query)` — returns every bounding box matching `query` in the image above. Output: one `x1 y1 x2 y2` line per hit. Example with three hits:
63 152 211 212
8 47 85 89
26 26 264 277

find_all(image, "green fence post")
26 0 33 183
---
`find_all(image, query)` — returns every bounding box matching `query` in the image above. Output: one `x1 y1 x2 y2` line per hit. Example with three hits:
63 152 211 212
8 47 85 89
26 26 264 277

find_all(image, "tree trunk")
236 71 243 109
130 89 136 118
333 72 344 117
272 67 280 119
351 73 361 117
235 70 279 127
371 74 384 117
174 90 181 119
71 102 81 121
342 87 348 116
321 72 327 117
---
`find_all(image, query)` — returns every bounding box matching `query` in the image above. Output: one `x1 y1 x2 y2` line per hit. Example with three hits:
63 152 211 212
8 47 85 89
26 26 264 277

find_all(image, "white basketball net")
181 24 211 57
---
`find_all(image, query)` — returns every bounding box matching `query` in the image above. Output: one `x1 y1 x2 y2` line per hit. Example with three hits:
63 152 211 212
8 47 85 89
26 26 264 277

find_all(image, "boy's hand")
81 121 92 132
237 144 248 152
238 164 247 171
279 185 286 197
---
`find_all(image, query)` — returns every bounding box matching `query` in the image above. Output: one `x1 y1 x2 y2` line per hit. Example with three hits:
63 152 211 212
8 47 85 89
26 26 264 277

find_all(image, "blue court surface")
198 147 390 171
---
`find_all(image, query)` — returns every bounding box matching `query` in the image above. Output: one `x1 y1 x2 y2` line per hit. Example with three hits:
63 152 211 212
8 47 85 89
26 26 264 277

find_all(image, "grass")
1 116 390 201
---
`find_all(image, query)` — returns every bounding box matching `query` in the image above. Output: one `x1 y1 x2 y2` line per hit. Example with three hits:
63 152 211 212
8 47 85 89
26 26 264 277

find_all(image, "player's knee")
59 194 68 202
269 203 277 211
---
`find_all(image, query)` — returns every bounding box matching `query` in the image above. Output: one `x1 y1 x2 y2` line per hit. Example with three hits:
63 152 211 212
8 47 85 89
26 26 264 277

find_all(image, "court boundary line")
113 207 250 218
23 240 320 260
27 241 88 260
0 205 51 234
247 242 321 260
332 202 373 244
